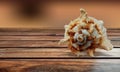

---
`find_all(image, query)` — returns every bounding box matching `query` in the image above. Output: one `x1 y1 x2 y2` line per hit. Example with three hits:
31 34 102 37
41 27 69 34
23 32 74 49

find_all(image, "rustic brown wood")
0 48 119 58
0 28 119 72
0 29 119 36
0 32 119 36
0 40 62 48
0 40 119 48
0 59 120 72
0 35 119 40
0 35 62 40
0 36 62 40
0 28 119 32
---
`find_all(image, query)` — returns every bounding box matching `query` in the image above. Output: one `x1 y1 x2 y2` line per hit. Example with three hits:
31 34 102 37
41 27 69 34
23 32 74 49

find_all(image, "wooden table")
0 28 119 72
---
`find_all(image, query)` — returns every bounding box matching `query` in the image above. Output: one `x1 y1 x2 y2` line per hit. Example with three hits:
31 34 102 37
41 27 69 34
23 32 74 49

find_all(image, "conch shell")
59 8 113 57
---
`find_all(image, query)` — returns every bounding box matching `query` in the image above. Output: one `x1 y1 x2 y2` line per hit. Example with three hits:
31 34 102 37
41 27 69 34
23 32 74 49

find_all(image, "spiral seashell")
59 8 113 57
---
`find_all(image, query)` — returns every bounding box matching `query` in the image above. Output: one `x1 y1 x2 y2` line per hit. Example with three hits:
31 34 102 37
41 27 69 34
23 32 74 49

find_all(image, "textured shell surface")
59 8 113 57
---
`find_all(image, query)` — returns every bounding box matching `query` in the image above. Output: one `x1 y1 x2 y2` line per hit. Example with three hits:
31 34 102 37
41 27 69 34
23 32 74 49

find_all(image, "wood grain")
0 35 119 40
0 32 119 37
0 29 119 36
0 28 119 72
0 59 120 72
0 40 119 48
0 48 119 58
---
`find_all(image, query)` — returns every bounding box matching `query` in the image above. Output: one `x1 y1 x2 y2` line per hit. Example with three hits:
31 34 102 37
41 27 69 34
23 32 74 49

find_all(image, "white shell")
59 8 113 57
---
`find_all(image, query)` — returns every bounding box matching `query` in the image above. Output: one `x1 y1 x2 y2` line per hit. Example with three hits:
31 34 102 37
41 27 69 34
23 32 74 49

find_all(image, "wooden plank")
0 59 120 72
0 35 119 40
0 32 62 36
0 48 119 58
107 29 120 33
0 36 62 40
0 28 62 32
0 28 119 32
0 40 62 48
0 31 119 36
0 29 119 36
0 40 119 48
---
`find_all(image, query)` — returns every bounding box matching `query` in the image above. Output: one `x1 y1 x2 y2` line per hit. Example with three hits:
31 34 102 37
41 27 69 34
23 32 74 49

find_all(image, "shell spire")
80 8 87 19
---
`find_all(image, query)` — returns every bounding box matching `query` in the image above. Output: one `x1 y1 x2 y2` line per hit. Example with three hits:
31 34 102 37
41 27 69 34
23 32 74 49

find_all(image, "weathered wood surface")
0 35 119 40
0 59 120 72
0 48 120 58
0 29 119 48
0 40 119 48
0 28 119 36
0 29 119 72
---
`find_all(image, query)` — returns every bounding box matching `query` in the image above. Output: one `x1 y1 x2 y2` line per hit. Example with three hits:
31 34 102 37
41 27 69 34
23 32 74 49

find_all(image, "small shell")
59 8 113 57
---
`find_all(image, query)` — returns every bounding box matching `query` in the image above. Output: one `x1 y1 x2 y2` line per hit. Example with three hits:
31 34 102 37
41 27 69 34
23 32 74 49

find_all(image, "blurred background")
0 0 120 29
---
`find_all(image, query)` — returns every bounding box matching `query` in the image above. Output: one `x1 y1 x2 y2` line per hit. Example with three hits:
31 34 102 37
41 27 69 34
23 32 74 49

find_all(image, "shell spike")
80 8 87 18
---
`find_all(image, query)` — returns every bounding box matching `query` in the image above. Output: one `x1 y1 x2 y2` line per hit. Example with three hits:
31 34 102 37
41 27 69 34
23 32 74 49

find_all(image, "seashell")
59 8 113 57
